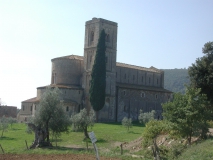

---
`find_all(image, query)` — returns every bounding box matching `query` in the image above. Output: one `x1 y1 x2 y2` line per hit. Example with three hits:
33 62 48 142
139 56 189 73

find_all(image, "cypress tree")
89 29 106 112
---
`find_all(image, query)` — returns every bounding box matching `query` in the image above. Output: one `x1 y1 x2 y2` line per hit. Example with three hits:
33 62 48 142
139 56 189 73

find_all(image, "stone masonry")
18 18 172 122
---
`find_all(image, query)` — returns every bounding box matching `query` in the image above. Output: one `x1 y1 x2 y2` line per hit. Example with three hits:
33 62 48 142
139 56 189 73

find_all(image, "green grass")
0 122 144 157
176 138 213 160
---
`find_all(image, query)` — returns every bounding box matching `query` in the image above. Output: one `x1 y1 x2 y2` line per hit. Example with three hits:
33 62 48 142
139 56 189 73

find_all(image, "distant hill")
163 69 190 94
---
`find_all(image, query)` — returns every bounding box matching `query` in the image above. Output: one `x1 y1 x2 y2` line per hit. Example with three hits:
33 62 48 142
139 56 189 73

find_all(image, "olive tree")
34 87 70 145
0 115 9 137
138 110 156 124
70 108 95 138
122 117 132 131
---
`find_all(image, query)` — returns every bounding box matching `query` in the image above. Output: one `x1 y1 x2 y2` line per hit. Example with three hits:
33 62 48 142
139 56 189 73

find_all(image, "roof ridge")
116 62 162 73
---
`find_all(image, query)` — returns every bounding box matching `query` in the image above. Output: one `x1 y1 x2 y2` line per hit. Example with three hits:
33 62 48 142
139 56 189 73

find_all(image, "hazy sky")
0 0 213 108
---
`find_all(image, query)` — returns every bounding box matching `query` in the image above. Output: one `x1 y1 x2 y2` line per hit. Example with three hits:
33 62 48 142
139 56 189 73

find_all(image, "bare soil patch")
0 154 121 160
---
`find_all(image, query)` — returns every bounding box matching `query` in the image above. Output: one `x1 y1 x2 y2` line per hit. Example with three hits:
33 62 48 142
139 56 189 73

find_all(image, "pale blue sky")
0 0 212 108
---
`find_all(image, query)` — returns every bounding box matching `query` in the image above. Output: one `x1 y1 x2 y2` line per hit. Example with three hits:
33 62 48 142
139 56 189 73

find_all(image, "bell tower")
83 18 118 121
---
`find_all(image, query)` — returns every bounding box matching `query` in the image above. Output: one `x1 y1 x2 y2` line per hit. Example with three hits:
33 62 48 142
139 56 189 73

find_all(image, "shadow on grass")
47 146 93 152
50 139 62 142
128 131 141 134
100 121 145 127
97 138 107 143
10 128 22 131
0 137 16 140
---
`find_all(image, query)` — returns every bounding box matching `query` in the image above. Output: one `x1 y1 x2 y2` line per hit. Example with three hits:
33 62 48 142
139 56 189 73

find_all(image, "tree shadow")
128 131 141 134
0 137 16 140
50 139 62 142
48 146 93 152
96 138 107 143
10 128 22 131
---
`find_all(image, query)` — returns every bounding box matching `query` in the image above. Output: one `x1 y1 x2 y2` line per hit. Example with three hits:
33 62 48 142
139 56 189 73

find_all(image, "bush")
138 110 156 124
122 117 132 131
207 121 213 128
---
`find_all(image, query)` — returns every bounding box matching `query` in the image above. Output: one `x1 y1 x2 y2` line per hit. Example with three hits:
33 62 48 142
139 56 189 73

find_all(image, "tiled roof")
51 55 84 61
116 62 162 73
22 97 38 103
51 54 163 73
37 84 83 90
116 83 172 93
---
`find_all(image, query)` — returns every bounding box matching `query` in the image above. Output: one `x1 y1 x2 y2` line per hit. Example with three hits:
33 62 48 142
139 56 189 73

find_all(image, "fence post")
120 143 123 155
25 140 29 150
0 144 4 154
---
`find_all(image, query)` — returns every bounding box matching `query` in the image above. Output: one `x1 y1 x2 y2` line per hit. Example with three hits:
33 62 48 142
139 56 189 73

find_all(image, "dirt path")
0 154 121 160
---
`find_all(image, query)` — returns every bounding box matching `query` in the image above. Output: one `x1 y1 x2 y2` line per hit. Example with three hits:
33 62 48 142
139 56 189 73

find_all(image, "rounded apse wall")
51 58 83 86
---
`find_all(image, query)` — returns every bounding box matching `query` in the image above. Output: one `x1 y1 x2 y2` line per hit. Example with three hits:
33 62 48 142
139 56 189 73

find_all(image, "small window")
124 105 127 112
90 56 92 62
22 106 25 111
66 106 69 112
90 31 94 42
168 95 170 100
123 90 126 96
30 106 32 111
53 73 57 84
141 92 145 98
35 105 36 110
106 34 110 42
155 94 158 99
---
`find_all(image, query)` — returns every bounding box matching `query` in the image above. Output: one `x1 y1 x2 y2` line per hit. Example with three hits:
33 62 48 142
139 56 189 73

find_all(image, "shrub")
138 110 156 124
122 117 132 131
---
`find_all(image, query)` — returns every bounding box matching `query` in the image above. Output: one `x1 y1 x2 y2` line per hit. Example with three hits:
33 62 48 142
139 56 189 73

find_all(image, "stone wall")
116 87 172 122
116 66 163 88
51 58 83 86
0 106 17 118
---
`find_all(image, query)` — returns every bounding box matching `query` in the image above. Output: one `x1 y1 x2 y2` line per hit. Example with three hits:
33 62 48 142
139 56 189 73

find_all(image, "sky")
0 0 213 108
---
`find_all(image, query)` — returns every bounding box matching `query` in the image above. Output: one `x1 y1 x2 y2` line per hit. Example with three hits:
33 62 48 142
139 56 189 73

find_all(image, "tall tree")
89 29 106 113
188 41 213 105
162 87 212 144
34 87 70 144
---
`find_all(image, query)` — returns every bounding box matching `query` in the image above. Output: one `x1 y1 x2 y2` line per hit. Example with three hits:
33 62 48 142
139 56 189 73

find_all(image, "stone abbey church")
18 18 172 122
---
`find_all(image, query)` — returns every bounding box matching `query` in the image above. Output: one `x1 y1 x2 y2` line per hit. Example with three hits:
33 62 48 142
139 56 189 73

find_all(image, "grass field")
0 122 144 158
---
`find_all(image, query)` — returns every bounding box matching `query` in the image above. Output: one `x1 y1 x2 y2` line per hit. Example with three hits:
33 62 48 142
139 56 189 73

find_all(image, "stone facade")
18 18 172 122
0 106 17 118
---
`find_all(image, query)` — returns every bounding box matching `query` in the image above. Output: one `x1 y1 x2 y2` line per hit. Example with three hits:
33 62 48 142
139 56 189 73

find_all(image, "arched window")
53 73 56 84
90 31 94 42
106 34 110 42
66 106 69 112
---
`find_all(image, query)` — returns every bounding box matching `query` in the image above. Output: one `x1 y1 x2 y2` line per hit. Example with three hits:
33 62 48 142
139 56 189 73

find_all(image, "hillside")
163 69 190 94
